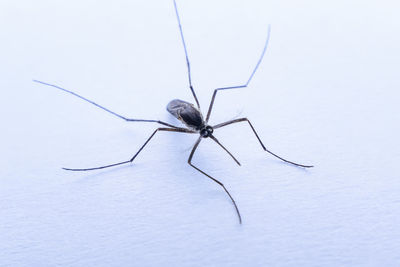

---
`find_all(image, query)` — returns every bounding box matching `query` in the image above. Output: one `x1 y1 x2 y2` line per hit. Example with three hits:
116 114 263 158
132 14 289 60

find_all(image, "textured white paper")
1 0 399 266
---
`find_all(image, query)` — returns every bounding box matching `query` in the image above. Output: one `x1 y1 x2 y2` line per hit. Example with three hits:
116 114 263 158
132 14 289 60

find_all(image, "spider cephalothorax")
199 126 213 138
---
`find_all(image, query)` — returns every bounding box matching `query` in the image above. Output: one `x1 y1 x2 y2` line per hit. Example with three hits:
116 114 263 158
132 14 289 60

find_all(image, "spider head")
200 125 214 138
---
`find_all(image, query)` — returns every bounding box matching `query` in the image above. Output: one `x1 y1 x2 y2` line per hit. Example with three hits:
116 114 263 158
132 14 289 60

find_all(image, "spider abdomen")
167 99 204 130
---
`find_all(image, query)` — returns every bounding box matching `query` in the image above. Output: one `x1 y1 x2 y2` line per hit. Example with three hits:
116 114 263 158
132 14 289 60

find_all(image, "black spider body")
167 99 204 130
167 99 214 138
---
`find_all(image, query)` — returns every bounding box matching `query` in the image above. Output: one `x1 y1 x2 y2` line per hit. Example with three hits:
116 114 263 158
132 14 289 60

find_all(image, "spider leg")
209 134 241 166
173 0 201 109
33 79 180 129
188 137 242 224
205 25 271 123
63 127 195 171
214 118 313 168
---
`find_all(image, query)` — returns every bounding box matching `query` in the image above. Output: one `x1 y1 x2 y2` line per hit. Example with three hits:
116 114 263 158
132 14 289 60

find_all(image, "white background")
1 0 400 266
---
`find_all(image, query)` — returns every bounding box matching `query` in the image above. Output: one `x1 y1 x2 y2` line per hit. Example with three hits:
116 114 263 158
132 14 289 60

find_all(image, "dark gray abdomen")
167 99 204 130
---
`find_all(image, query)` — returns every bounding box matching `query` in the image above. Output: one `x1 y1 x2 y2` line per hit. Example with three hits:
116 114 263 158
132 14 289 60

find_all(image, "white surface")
1 0 400 266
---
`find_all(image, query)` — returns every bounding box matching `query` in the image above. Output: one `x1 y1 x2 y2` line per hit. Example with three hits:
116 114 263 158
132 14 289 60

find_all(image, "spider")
33 0 313 224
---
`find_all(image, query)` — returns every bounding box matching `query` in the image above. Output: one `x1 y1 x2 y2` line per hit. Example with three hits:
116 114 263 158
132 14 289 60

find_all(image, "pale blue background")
1 0 399 266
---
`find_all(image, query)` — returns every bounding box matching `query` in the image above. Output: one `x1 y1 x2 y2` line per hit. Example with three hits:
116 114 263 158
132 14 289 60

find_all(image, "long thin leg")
63 127 195 171
205 25 271 123
173 0 201 109
209 134 241 166
33 80 180 129
188 137 242 224
213 118 313 168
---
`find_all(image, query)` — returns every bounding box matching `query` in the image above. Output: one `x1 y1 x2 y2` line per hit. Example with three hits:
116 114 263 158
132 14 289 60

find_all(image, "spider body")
167 99 214 138
167 99 204 131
